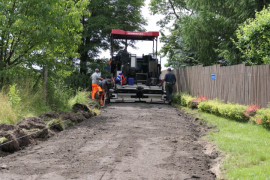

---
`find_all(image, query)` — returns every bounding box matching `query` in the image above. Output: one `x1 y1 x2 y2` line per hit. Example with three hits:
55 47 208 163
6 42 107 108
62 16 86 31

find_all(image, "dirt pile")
0 124 30 152
17 117 48 139
0 103 96 154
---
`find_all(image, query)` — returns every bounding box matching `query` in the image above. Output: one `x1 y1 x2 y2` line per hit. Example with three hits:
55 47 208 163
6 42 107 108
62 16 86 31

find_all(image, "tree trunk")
79 17 89 75
32 75 41 93
80 51 88 74
0 63 5 89
43 65 48 104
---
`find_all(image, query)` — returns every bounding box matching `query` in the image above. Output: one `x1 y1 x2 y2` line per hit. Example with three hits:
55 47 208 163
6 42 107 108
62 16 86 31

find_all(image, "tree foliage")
150 0 270 67
160 25 197 67
79 0 146 74
235 7 270 65
0 0 87 71
150 0 193 68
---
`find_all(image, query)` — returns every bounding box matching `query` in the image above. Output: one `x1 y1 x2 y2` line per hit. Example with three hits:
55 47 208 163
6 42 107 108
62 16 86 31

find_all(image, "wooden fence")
162 64 270 108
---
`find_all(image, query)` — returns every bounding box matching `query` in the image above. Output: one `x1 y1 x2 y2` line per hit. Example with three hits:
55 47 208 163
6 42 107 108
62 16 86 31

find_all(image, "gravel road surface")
0 103 216 180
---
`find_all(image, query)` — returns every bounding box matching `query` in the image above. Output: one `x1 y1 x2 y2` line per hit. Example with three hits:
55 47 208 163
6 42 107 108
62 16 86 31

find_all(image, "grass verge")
0 86 91 124
0 92 18 124
181 107 270 180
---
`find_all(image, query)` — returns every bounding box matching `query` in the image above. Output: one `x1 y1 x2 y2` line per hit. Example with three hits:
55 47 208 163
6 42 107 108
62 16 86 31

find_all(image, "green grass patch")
0 137 8 144
68 90 89 109
46 118 65 131
0 92 18 124
91 108 101 115
0 81 91 125
182 107 270 179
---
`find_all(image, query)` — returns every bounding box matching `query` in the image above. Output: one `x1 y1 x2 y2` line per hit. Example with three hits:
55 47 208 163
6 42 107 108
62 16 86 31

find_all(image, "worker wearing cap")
164 68 176 104
91 68 103 100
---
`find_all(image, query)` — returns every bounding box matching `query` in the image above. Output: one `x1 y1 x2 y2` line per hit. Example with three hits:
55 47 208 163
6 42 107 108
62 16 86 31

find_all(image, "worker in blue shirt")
163 68 176 104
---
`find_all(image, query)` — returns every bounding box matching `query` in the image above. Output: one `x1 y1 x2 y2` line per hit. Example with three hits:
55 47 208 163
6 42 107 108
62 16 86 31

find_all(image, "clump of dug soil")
0 103 97 155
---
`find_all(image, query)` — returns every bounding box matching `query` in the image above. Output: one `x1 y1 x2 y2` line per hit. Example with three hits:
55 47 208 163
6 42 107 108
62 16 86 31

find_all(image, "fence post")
43 65 48 104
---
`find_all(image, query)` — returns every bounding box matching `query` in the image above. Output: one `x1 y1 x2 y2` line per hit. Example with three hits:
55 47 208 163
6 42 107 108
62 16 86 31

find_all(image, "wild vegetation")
0 83 91 124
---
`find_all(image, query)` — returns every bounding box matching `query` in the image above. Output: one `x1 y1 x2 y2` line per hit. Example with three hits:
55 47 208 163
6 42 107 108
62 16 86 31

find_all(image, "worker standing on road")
164 68 176 105
99 76 113 106
91 68 103 100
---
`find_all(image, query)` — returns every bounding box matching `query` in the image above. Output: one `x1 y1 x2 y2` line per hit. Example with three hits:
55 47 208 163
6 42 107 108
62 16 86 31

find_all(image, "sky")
100 0 168 70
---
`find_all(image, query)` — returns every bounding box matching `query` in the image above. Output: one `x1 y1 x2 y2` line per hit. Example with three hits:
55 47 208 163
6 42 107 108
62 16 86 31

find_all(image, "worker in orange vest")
116 73 125 85
91 68 103 100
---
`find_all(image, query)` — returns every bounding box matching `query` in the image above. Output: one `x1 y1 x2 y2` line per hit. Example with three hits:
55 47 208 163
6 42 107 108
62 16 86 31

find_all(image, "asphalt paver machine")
109 29 166 103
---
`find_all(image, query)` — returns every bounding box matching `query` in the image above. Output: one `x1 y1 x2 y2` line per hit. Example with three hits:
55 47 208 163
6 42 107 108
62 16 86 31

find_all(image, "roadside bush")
256 109 270 129
218 103 249 122
250 115 262 125
189 95 208 109
198 100 249 122
244 104 260 118
179 93 270 131
198 100 222 115
172 92 182 104
180 93 196 107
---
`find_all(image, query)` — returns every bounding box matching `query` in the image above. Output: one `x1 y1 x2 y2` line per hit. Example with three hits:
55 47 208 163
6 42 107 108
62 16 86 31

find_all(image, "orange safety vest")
120 74 125 86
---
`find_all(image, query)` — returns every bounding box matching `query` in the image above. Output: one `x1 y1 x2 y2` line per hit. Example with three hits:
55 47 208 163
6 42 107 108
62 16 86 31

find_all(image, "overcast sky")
100 0 168 70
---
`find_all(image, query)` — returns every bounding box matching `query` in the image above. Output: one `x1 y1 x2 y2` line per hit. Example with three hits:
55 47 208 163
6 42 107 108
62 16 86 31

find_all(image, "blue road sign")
211 74 216 80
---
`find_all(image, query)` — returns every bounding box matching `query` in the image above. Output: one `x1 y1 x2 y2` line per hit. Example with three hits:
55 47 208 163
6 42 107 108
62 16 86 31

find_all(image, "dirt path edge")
177 107 223 179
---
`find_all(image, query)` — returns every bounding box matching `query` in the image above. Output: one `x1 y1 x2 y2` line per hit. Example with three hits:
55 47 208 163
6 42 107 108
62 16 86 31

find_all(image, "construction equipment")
108 29 166 103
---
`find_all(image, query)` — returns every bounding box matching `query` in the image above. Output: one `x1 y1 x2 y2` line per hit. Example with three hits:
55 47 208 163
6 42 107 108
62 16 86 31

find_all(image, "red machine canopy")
111 29 159 41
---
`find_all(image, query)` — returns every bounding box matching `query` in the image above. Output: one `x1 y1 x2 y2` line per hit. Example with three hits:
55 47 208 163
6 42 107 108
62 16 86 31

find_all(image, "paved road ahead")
0 103 216 180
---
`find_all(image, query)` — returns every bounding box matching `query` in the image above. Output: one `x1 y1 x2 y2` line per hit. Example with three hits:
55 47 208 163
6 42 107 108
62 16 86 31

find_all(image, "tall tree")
235 7 270 65
150 0 197 67
150 0 270 66
0 0 87 72
185 0 269 65
79 0 146 74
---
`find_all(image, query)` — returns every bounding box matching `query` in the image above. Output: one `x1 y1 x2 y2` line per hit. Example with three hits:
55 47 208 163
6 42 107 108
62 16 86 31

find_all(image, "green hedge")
179 93 196 107
174 92 270 133
256 109 270 129
198 100 249 122
175 93 258 123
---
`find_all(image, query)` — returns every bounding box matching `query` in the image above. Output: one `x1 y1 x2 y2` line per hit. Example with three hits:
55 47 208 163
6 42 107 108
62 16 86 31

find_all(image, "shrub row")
256 109 270 129
198 100 249 122
175 92 270 129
